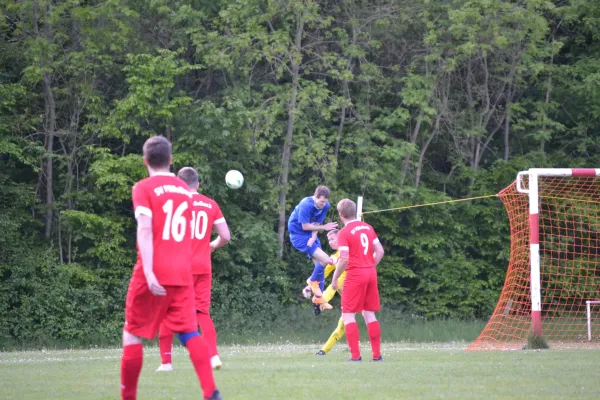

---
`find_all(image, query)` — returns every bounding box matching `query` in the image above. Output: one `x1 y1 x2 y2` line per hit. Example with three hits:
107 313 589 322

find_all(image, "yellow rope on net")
359 194 498 217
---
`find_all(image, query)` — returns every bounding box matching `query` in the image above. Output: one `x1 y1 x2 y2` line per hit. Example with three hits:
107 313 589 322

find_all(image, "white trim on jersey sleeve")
214 217 226 224
373 238 380 244
135 206 153 219
338 246 349 252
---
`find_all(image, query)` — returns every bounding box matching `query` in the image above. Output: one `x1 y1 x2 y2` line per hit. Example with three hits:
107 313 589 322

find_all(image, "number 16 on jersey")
162 199 189 242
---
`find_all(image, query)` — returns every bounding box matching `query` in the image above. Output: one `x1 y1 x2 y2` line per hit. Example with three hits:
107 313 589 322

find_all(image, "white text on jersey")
153 185 192 197
193 200 213 208
351 225 371 235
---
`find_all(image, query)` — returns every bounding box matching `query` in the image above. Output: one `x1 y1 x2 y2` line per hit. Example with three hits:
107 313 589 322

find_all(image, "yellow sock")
323 285 336 303
321 317 345 353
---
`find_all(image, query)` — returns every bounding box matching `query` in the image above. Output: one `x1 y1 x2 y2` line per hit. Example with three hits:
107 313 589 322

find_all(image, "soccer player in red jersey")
120 136 221 400
331 198 385 362
156 166 230 372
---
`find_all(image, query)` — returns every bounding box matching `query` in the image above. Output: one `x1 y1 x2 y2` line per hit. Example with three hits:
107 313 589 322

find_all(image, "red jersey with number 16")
132 173 193 286
190 192 225 275
337 220 380 271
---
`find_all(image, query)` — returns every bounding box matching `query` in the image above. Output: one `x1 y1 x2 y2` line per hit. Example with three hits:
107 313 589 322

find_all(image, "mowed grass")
1 342 599 399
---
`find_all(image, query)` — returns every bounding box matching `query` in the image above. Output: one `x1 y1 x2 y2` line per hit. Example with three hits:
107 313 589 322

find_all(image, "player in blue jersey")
288 186 338 314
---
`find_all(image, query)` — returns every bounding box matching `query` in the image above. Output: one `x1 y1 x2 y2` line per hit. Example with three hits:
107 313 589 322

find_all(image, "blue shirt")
288 197 330 235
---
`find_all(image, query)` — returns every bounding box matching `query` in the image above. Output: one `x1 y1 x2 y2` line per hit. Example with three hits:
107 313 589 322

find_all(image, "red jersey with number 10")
132 173 193 286
190 192 225 275
337 220 380 271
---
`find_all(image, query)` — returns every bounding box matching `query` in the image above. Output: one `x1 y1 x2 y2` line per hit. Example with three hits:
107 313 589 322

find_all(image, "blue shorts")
290 233 321 259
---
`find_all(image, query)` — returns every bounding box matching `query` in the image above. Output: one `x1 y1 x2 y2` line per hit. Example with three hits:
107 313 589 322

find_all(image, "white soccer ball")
225 170 244 189
302 285 312 299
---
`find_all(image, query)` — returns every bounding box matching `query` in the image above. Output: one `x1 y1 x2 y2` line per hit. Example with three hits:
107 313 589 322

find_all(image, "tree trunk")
400 108 424 186
541 75 552 154
415 112 442 188
65 149 75 264
416 76 449 188
468 137 477 197
43 72 56 239
334 23 355 160
34 0 56 239
465 60 476 197
277 14 304 259
504 85 513 161
58 214 64 264
334 79 349 160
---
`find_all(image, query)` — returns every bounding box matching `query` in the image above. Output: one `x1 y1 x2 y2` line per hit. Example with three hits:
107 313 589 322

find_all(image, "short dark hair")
337 199 356 219
177 167 199 187
314 185 330 199
143 136 171 169
327 229 338 239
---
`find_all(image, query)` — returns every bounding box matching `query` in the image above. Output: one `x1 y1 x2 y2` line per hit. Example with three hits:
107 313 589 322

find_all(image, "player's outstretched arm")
301 221 338 232
210 221 231 252
301 222 321 232
137 215 166 296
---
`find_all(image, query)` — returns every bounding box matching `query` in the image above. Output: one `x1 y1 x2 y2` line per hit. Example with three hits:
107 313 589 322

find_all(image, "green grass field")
1 342 599 399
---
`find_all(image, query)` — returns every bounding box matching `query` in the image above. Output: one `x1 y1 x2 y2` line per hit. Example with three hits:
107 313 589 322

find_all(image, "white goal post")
357 196 363 221
586 301 600 341
516 168 600 337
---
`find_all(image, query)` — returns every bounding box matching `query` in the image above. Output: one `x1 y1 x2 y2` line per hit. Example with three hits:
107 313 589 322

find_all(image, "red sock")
185 335 216 398
158 331 174 364
121 343 143 400
197 313 218 358
345 322 361 359
367 321 381 359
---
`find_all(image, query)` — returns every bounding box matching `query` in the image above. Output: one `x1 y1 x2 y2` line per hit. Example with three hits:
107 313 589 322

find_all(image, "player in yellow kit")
314 229 346 355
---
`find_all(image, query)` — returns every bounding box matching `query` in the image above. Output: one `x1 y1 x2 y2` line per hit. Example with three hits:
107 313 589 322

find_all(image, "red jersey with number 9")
189 192 225 275
337 220 380 271
132 173 193 286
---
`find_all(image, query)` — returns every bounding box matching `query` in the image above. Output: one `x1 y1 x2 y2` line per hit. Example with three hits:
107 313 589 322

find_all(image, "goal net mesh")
468 176 600 350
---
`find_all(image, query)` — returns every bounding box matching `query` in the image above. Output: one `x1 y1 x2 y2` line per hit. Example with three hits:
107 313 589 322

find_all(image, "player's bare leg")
363 310 382 361
121 330 144 400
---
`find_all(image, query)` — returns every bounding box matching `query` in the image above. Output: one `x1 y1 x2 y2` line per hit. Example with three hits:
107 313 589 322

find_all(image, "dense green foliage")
2 0 600 347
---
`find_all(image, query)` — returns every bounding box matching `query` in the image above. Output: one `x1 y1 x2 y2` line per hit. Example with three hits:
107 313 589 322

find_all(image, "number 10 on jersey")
191 210 208 240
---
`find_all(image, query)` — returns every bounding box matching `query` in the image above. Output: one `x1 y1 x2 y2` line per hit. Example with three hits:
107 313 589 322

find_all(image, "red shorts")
124 278 197 340
341 268 380 313
193 273 212 314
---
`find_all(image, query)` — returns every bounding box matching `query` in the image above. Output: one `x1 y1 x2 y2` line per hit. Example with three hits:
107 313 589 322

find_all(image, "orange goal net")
468 168 600 350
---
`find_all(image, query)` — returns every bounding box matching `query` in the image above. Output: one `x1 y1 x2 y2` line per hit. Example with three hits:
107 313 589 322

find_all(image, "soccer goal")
469 168 600 350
